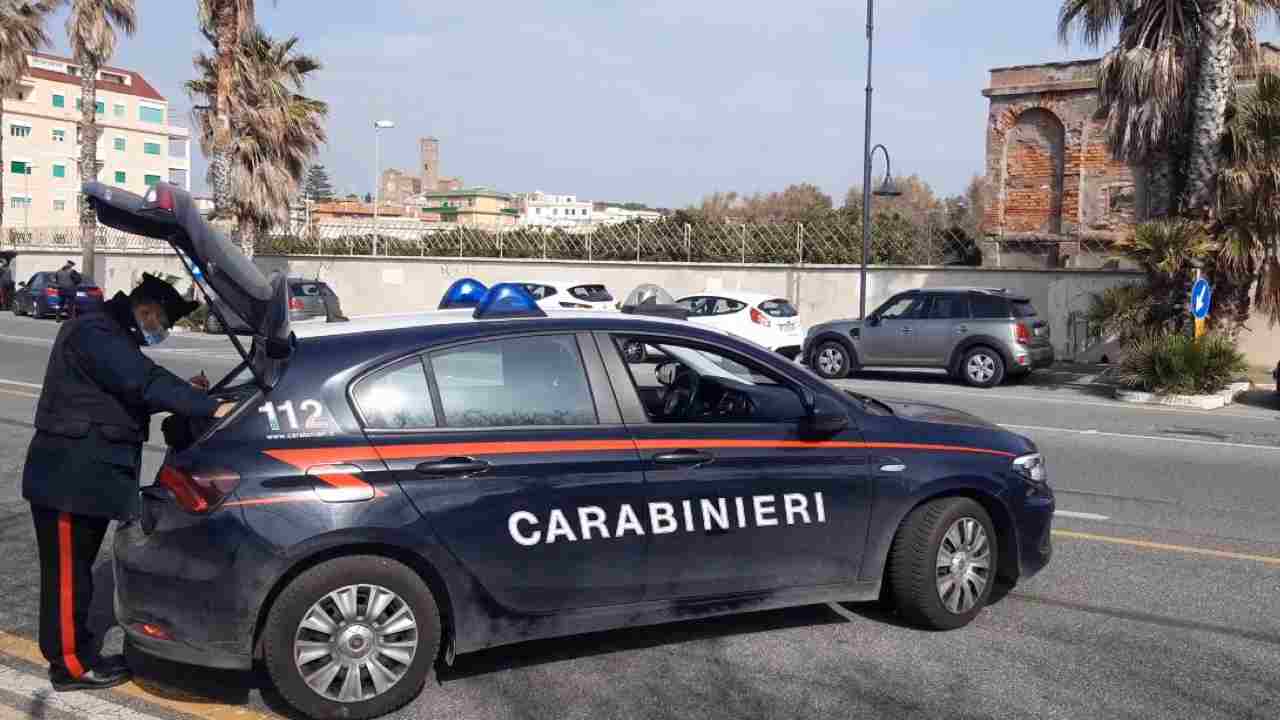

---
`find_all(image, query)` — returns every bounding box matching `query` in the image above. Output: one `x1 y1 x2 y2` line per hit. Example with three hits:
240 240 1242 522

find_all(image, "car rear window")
969 294 1010 319
291 283 322 297
570 284 613 302
758 299 798 317
1011 300 1038 318
352 359 437 430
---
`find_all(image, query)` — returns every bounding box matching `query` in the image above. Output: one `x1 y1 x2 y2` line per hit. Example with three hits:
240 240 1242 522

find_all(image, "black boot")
49 655 130 692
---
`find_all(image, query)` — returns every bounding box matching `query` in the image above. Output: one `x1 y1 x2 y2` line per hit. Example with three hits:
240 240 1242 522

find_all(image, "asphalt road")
0 312 1277 720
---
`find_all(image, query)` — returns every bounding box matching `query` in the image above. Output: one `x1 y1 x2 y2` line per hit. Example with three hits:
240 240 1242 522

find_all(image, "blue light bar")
439 278 488 309
473 283 547 320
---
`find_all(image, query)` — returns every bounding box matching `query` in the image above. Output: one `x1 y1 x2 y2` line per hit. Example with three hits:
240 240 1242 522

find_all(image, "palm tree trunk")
212 0 237 220
1183 0 1238 213
1146 155 1174 219
79 60 99 278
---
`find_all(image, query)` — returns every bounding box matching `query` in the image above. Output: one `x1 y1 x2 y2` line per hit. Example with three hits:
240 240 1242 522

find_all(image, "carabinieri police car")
85 182 1054 720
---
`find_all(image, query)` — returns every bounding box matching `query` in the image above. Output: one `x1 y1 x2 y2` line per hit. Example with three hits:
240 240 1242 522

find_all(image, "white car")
675 291 805 359
516 281 616 311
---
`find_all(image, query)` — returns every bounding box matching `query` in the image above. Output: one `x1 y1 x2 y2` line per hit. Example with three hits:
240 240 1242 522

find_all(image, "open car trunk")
82 181 292 391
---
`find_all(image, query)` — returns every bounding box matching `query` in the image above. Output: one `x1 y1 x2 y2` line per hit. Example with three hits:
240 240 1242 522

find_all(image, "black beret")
131 273 200 325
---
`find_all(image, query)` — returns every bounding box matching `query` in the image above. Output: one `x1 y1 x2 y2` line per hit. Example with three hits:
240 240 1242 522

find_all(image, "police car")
85 183 1054 720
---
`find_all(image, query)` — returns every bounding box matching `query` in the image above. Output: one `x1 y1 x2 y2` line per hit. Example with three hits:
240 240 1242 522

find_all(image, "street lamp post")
858 0 902 322
373 120 396 223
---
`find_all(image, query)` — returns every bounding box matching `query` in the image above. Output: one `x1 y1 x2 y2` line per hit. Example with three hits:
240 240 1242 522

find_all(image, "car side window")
878 295 925 320
612 336 804 424
352 358 437 430
927 294 969 320
522 284 556 300
711 297 746 315
969 294 1010 319
429 335 597 428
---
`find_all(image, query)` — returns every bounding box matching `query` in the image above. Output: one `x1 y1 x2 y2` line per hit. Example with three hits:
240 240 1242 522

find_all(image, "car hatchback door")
356 332 650 615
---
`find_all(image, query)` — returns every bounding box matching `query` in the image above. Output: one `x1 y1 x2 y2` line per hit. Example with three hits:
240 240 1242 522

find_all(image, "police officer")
0 256 12 312
54 260 81 321
23 273 235 691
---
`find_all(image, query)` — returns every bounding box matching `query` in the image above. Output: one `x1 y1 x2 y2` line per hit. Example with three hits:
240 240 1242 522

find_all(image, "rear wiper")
844 390 895 416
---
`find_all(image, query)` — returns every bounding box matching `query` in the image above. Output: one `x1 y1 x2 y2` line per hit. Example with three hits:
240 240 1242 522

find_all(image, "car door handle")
900 327 913 335
876 456 907 473
652 449 714 467
955 324 968 335
415 457 491 477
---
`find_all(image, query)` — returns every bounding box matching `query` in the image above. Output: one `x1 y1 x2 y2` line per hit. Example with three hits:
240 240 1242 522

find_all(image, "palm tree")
0 1 57 234
1218 69 1280 322
188 27 326 253
1057 0 1280 216
66 0 136 276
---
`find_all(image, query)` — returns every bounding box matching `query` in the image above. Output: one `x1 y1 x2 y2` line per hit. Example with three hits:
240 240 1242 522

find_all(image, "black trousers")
30 504 110 677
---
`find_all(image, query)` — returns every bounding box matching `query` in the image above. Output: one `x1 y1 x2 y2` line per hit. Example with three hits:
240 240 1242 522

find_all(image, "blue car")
86 182 1055 720
12 271 103 319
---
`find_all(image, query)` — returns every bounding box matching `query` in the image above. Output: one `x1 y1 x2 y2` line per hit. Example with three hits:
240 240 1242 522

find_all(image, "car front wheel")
960 347 1005 388
885 497 998 630
812 341 853 380
264 555 441 720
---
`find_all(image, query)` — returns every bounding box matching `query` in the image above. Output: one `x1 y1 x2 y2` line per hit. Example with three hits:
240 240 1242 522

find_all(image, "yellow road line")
0 630 279 720
1052 529 1280 566
0 389 37 399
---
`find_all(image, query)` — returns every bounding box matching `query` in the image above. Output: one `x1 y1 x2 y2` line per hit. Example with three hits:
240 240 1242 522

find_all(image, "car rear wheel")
263 556 441 720
960 347 1005 388
812 341 853 380
885 497 997 630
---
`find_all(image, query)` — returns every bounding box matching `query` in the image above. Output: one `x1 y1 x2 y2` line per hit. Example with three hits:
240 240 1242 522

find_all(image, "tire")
885 497 998 630
811 340 853 380
263 555 442 720
959 346 1005 388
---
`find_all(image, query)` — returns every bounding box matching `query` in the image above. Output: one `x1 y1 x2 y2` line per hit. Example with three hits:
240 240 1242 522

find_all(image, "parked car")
515 281 616 311
675 291 805 359
803 287 1054 388
11 271 103 319
206 278 346 333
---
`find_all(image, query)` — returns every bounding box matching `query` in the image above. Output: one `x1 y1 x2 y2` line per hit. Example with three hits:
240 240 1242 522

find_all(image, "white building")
595 206 663 225
516 191 594 227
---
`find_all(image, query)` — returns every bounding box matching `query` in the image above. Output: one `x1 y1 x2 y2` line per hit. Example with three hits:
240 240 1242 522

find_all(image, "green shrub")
1087 283 1156 343
1118 332 1247 395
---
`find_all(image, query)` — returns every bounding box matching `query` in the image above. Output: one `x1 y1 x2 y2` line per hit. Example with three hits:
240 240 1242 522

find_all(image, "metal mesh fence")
3 219 1128 270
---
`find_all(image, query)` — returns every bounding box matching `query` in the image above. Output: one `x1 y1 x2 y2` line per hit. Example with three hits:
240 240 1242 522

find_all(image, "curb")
1114 381 1252 410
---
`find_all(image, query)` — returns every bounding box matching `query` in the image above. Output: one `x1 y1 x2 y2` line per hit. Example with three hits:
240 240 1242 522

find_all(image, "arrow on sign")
1194 285 1208 313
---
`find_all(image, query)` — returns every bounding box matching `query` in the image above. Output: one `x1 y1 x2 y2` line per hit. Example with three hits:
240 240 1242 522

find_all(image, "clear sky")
38 1 1278 208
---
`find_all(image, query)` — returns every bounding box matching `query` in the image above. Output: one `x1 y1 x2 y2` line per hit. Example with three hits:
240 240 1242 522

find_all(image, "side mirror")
17 282 26 289
655 361 679 386
867 315 881 327
799 390 849 436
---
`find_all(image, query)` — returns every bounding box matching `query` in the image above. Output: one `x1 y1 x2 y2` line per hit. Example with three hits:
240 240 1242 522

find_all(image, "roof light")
439 278 488 309
473 283 547 320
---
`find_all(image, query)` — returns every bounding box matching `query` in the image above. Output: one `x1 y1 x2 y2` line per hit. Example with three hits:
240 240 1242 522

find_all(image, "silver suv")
802 288 1054 387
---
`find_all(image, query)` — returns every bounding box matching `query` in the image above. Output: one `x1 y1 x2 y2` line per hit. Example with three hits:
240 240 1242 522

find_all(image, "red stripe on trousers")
57 513 84 679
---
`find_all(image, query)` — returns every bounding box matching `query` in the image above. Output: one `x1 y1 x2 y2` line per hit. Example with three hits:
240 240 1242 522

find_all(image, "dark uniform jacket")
22 293 220 520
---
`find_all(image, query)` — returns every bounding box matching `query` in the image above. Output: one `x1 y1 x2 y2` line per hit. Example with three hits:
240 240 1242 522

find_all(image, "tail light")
750 307 772 327
157 465 241 513
44 288 59 297
288 297 304 311
1015 322 1031 345
86 287 103 298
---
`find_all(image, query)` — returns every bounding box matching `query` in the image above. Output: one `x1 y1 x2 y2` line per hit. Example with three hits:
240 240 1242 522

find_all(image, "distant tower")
420 137 440 192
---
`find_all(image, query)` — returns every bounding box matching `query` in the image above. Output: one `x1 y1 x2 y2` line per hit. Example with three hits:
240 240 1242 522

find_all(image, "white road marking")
838 380 1272 420
1054 510 1111 521
0 379 41 390
0 663 165 720
1004 423 1280 453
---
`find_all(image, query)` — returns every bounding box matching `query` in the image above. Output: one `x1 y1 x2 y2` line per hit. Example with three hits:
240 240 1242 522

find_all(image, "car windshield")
759 299 798 317
570 284 612 302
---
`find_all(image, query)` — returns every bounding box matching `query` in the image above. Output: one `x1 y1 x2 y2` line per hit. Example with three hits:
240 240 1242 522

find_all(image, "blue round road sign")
1190 278 1212 319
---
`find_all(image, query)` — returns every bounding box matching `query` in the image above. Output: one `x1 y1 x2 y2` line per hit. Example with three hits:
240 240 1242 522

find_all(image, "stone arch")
1001 107 1067 235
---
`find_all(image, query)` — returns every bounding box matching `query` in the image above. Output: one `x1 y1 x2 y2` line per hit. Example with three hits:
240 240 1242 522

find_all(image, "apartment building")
1 53 191 230
515 191 594 227
411 188 519 230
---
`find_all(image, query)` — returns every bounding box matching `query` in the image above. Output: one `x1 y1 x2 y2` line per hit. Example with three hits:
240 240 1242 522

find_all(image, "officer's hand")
190 372 209 390
214 402 236 418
